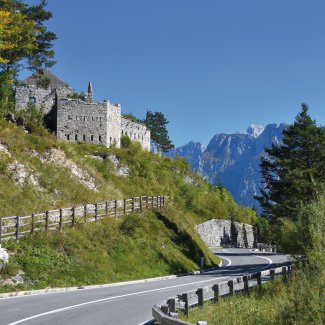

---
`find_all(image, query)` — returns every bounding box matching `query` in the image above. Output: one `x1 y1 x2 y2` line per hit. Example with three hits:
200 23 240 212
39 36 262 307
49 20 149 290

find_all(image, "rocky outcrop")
196 219 257 248
165 124 287 212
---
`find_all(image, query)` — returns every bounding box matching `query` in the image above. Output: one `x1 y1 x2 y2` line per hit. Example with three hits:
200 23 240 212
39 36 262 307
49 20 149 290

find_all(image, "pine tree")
144 111 174 152
256 104 325 220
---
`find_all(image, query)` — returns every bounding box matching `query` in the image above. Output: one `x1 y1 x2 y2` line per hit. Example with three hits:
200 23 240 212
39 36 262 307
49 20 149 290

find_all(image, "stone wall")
121 117 150 151
195 219 257 248
15 85 73 114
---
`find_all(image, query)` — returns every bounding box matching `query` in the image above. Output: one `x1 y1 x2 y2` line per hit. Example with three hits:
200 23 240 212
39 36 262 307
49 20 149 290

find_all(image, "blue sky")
24 0 325 147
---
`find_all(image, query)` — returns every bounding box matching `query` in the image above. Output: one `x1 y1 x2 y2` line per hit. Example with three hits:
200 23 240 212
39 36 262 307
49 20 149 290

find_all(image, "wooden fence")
0 195 166 243
153 264 293 325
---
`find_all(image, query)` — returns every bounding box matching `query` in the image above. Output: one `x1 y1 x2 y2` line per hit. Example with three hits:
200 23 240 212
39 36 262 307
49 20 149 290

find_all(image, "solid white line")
220 255 232 266
255 255 273 265
7 276 230 325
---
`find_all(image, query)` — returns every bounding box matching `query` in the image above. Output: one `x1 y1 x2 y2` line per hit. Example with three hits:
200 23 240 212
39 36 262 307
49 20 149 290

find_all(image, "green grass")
0 208 219 292
0 117 257 293
181 268 324 325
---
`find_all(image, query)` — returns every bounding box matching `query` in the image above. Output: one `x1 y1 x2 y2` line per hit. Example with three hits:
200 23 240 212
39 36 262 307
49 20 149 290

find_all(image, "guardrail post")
31 213 35 235
145 196 148 209
139 196 142 212
181 293 189 316
115 200 118 218
45 211 49 231
227 280 234 295
16 216 20 240
72 207 76 227
152 196 154 209
0 218 2 243
167 298 176 313
212 284 219 302
270 269 275 281
256 272 262 288
132 197 135 213
160 304 169 315
105 201 109 216
84 204 87 221
59 209 63 232
243 275 249 293
157 196 159 209
196 287 204 308
282 267 287 282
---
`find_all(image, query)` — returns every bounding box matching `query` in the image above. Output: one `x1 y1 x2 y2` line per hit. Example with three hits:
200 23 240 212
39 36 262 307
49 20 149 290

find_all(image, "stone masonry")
15 70 150 150
195 219 257 248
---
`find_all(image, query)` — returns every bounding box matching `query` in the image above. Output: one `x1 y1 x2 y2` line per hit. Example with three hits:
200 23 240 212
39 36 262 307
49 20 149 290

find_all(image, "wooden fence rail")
0 195 166 243
153 264 293 325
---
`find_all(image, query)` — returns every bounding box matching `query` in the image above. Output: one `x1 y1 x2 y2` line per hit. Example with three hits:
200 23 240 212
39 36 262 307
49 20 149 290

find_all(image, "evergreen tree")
256 104 325 220
144 111 174 152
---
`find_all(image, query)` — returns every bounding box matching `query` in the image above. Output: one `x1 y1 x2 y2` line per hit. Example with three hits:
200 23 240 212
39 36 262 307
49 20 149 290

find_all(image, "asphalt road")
0 248 291 325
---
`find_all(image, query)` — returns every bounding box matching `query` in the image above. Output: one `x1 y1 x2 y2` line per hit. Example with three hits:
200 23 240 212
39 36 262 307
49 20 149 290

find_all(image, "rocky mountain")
165 123 287 212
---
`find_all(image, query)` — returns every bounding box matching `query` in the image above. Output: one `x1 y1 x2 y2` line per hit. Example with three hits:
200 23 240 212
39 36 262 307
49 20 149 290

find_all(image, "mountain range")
165 123 287 212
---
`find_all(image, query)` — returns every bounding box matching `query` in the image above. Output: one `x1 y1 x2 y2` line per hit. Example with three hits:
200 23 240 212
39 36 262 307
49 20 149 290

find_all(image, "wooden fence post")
115 200 118 218
228 280 234 295
16 216 20 240
84 204 87 221
196 287 204 308
212 284 219 302
59 209 63 232
132 197 135 213
139 196 142 212
31 213 35 235
181 293 189 316
105 201 109 216
256 272 262 288
45 211 49 231
282 267 287 282
123 199 126 214
95 203 98 221
72 207 76 227
270 269 275 281
167 298 176 313
243 275 249 293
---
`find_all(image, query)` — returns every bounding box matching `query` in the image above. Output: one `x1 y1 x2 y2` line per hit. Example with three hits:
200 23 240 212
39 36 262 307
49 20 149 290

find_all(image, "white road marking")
255 255 273 265
7 276 230 325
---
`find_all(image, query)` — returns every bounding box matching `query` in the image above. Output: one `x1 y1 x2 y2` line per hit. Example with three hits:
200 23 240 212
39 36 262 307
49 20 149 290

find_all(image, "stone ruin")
15 70 150 150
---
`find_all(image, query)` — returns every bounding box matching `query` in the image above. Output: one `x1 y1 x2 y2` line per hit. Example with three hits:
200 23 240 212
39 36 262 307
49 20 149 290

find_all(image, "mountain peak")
246 124 264 138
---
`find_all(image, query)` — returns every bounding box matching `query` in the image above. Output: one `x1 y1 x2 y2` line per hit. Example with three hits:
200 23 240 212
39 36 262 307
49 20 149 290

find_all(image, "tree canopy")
0 0 56 110
144 111 174 152
256 104 325 220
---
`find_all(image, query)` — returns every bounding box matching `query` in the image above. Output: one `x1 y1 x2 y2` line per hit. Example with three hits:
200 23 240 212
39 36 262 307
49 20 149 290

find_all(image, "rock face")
0 245 9 271
165 124 286 212
196 219 257 248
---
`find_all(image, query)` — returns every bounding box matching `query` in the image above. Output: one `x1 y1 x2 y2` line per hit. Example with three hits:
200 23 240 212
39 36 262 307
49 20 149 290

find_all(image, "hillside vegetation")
0 118 257 292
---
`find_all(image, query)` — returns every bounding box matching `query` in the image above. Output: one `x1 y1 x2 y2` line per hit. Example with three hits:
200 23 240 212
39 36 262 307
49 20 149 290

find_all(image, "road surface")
0 248 291 325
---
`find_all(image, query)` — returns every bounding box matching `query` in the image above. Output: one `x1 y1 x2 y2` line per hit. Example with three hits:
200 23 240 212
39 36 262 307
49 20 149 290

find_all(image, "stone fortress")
15 70 151 150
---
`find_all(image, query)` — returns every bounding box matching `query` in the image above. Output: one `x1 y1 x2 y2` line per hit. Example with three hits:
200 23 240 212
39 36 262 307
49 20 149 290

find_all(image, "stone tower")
86 81 93 103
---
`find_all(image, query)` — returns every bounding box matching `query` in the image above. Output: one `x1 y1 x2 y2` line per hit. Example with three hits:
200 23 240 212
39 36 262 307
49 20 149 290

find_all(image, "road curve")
0 248 291 325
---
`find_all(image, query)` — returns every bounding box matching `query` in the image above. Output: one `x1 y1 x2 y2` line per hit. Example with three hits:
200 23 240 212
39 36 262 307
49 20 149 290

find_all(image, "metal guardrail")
152 264 293 325
0 195 166 243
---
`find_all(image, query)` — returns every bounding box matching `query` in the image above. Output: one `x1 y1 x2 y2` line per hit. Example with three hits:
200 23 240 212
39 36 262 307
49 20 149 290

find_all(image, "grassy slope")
181 189 325 325
0 119 257 292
